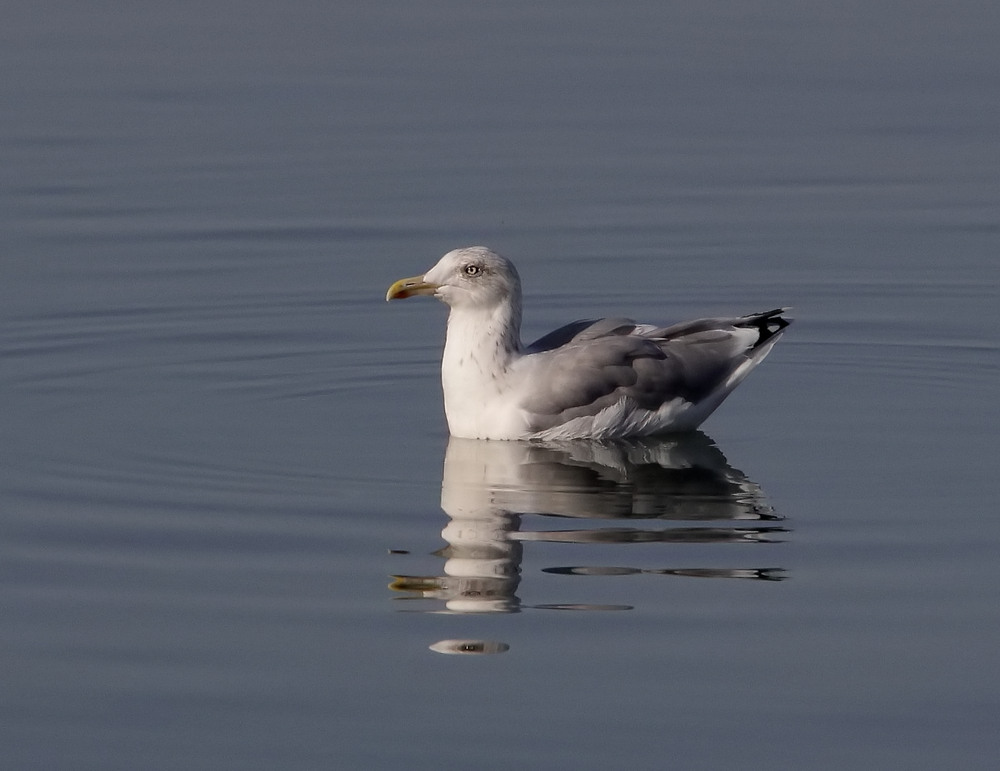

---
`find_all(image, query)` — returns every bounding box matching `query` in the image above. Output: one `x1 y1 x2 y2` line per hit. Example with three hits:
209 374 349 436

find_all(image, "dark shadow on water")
390 432 789 635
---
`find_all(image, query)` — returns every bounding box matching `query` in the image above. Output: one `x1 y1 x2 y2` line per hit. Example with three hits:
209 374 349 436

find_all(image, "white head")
386 246 521 311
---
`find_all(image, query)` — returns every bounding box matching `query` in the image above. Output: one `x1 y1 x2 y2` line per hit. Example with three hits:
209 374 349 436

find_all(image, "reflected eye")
463 264 482 277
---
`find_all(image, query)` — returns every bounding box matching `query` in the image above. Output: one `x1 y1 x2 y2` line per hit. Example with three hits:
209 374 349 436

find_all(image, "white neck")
440 302 523 437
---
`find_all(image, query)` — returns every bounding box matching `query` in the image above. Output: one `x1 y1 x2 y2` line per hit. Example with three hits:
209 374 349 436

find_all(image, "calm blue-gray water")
3 2 998 769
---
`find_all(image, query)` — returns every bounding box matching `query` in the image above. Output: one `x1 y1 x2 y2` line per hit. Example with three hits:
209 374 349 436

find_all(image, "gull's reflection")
390 432 787 617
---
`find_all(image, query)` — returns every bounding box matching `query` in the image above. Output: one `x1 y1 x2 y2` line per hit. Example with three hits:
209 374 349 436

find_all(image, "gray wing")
524 317 640 353
520 310 790 429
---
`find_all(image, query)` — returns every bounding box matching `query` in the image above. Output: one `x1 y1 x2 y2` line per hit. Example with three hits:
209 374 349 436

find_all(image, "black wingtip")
740 308 792 346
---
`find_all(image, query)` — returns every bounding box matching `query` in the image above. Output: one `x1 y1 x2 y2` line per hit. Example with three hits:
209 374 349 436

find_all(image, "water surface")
2 2 999 769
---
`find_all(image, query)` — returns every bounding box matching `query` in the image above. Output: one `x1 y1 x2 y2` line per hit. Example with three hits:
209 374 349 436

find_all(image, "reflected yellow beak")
386 274 438 301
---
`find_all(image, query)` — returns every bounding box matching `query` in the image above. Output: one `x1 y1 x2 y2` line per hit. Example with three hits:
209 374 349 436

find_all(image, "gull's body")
387 247 790 441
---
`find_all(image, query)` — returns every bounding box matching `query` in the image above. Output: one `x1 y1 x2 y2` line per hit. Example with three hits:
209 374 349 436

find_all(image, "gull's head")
386 246 521 311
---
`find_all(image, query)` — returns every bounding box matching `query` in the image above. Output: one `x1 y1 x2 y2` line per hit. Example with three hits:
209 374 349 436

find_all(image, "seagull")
386 246 790 440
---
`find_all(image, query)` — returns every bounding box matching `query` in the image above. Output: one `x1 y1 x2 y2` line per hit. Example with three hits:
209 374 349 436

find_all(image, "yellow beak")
386 275 438 301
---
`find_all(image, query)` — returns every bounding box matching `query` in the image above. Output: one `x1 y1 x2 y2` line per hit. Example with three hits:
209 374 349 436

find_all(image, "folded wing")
520 309 790 432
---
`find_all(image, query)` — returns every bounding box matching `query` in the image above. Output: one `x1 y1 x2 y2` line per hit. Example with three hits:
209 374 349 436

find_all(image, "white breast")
440 311 530 440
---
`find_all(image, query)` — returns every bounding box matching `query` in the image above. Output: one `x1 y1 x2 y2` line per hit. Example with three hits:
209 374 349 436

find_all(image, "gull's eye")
463 264 482 277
